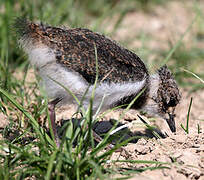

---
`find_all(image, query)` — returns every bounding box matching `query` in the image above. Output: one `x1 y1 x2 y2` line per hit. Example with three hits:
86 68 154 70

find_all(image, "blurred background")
0 0 204 103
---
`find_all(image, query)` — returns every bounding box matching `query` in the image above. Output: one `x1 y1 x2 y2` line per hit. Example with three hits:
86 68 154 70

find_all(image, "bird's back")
14 18 148 84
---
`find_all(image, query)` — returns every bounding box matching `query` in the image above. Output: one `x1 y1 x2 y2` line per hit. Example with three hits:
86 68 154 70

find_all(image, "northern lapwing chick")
14 18 181 146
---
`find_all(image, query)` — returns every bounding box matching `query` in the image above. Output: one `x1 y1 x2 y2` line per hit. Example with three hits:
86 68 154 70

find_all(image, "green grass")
180 97 193 134
0 0 204 179
179 70 204 134
0 85 170 179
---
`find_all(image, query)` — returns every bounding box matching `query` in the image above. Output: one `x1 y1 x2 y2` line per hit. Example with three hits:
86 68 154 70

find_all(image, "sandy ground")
0 1 204 179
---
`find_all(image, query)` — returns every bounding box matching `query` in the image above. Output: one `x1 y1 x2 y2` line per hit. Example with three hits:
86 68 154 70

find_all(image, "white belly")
39 63 147 113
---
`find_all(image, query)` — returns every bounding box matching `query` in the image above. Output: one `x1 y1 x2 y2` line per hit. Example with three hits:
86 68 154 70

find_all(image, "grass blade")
45 150 58 180
181 68 204 84
181 97 193 134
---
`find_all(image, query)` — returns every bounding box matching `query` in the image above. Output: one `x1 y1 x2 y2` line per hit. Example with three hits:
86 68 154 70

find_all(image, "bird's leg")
48 98 62 148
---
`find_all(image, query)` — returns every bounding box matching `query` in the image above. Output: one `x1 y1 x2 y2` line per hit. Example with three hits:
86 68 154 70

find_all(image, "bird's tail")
13 17 34 38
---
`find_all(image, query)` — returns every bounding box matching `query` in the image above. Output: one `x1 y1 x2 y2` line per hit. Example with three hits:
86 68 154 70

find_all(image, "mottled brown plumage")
14 18 148 84
14 18 181 134
157 66 180 113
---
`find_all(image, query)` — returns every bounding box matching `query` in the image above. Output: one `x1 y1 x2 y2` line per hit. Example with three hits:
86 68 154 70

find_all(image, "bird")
14 17 181 146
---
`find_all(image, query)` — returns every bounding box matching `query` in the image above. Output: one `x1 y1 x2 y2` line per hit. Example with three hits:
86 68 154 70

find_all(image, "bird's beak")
165 113 176 132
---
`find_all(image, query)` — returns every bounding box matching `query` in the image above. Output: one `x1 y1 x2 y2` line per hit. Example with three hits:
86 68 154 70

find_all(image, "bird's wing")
52 28 149 84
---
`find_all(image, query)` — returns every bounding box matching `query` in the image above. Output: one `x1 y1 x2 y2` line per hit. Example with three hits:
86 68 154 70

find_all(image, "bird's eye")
167 97 177 107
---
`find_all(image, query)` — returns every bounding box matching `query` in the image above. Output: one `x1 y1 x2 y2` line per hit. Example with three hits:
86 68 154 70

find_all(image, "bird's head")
142 65 181 132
